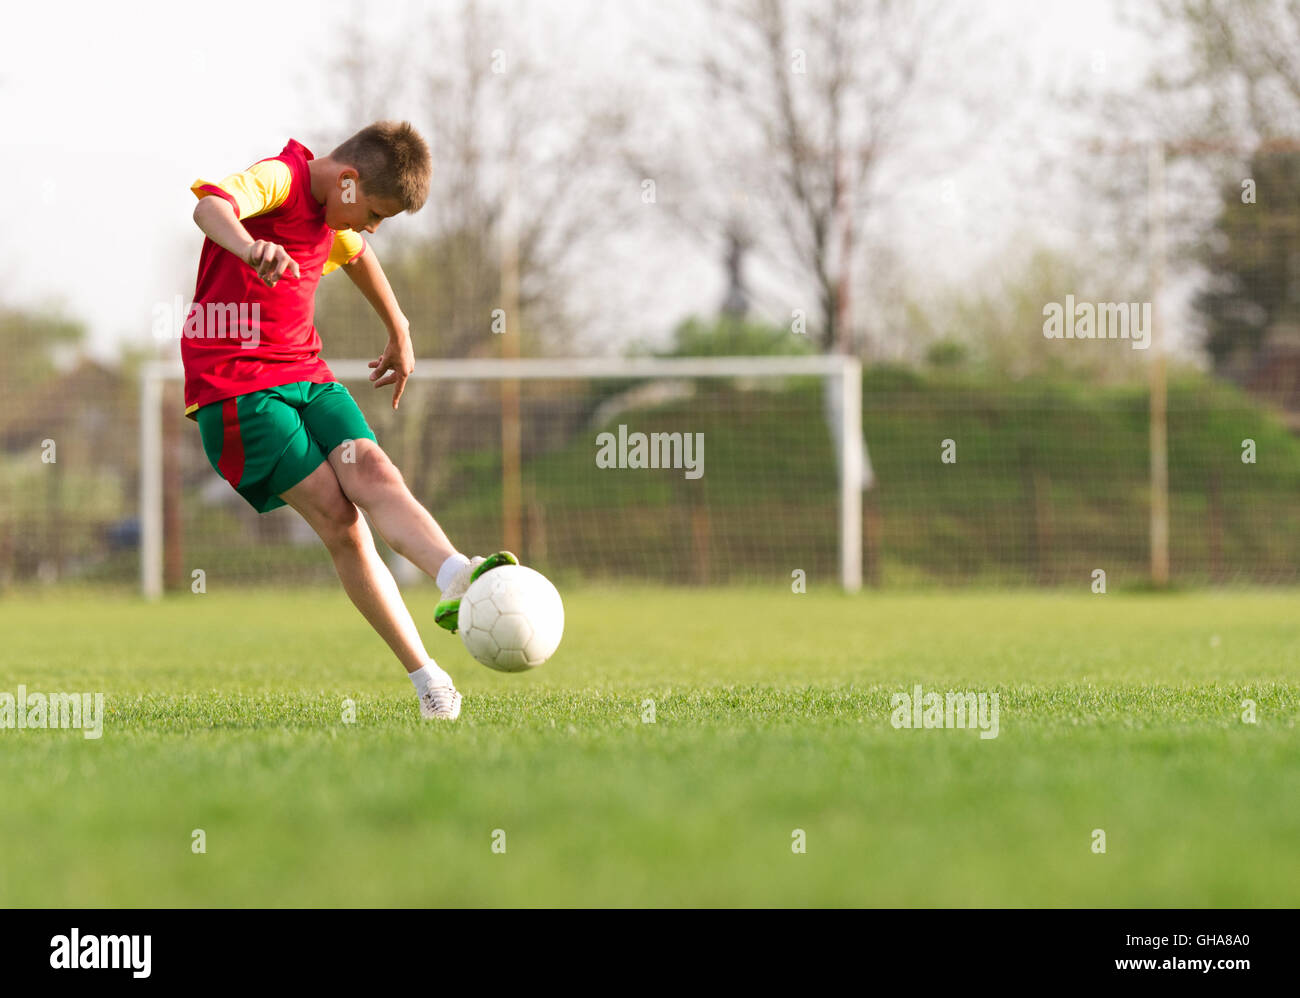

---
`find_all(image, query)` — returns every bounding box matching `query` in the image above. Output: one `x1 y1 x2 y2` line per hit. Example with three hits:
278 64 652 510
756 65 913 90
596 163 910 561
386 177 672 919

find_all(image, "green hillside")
170 369 1300 588
434 369 1300 587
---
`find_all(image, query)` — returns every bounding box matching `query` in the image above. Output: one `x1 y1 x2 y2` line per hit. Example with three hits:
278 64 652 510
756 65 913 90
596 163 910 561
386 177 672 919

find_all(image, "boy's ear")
339 168 360 205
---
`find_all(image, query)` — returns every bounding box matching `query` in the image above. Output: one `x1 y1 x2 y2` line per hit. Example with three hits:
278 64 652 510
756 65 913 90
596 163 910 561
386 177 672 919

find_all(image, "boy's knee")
342 445 406 506
313 494 364 549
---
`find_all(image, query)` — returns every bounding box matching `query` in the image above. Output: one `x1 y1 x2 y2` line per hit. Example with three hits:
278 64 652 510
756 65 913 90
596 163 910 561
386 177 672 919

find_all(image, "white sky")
0 0 1153 362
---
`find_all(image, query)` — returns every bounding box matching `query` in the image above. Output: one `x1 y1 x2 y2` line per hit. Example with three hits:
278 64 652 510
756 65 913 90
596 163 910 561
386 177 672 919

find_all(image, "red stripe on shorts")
217 397 246 486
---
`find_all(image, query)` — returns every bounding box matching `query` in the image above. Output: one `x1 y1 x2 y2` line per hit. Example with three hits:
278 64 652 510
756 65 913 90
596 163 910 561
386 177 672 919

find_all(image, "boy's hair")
330 121 432 213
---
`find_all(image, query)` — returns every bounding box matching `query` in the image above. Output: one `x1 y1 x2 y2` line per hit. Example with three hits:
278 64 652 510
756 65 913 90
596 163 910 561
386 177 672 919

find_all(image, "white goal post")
140 354 865 598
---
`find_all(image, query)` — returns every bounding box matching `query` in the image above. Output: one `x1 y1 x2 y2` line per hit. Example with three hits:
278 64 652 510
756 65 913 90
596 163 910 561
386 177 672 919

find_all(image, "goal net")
138 356 866 597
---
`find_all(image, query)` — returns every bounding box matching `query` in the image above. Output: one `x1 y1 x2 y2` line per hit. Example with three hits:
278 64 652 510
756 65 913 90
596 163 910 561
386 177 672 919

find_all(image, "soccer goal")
139 354 866 598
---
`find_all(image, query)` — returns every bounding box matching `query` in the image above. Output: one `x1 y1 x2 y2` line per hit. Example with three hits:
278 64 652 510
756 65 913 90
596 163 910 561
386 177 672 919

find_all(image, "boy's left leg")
195 384 461 718
279 460 462 721
279 460 431 675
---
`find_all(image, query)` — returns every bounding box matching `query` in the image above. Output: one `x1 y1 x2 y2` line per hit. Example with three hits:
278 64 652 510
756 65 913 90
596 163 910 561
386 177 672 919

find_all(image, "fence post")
1148 141 1170 587
140 363 163 600
838 357 863 592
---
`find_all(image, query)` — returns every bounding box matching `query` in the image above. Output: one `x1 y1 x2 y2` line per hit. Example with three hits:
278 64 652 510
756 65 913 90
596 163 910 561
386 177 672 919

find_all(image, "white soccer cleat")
435 552 520 633
419 684 463 720
441 556 485 602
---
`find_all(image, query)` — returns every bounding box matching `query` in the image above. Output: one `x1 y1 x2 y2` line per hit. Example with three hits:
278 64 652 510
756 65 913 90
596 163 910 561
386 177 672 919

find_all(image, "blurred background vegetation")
3 0 1300 589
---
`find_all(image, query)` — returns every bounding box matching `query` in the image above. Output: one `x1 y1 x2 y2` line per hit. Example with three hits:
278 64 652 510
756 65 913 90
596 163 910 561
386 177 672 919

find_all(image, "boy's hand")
245 240 300 287
369 329 415 409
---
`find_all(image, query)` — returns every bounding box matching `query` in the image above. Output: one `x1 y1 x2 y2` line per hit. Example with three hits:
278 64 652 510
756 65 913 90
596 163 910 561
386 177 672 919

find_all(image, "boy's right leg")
325 440 518 630
326 440 458 580
295 383 469 588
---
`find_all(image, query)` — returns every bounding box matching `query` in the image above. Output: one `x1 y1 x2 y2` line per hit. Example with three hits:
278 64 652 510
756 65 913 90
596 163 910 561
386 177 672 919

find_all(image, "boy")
184 120 513 720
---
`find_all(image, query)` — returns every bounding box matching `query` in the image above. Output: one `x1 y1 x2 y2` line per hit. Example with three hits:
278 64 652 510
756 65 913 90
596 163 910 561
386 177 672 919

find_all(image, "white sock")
436 552 470 592
409 663 453 691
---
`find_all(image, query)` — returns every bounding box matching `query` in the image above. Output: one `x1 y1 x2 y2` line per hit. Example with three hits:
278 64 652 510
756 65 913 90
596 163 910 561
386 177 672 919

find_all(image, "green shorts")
196 381 377 513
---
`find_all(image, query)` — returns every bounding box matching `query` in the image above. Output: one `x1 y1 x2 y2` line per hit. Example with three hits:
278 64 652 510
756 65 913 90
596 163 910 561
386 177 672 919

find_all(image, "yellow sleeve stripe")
190 159 294 220
322 229 367 276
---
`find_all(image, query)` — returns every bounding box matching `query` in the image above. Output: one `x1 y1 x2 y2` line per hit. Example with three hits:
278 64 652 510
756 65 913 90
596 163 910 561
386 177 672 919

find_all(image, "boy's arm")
341 246 414 410
192 197 300 288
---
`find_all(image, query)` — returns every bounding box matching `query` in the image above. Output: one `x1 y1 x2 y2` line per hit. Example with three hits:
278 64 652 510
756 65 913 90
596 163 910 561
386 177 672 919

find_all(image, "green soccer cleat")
435 551 520 633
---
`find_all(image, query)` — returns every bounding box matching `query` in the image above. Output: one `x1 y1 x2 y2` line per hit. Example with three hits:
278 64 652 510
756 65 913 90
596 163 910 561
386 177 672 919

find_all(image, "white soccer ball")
458 565 564 672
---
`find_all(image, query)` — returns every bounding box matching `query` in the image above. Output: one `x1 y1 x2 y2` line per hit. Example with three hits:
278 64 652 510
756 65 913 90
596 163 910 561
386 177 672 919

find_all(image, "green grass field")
1 585 1297 907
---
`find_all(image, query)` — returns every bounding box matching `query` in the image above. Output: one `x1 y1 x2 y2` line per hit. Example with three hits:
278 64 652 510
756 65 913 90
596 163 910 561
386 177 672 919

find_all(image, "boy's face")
326 168 403 234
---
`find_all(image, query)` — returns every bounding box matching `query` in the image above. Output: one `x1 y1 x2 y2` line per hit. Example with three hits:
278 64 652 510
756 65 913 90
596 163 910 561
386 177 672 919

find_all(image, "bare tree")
636 0 982 354
1143 0 1300 139
311 0 632 506
423 1 633 354
1062 1 1300 370
314 0 631 361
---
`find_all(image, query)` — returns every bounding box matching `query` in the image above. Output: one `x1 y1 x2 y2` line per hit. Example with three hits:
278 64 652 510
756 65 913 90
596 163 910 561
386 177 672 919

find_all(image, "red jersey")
182 139 366 416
